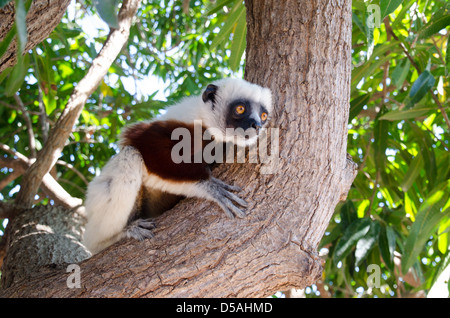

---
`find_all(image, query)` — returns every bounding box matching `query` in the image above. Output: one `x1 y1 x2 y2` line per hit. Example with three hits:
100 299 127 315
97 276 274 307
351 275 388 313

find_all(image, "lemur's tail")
83 146 143 254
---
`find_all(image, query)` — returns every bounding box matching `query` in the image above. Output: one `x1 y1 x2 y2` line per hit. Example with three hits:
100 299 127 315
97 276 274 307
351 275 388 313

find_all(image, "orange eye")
261 112 268 121
235 105 246 115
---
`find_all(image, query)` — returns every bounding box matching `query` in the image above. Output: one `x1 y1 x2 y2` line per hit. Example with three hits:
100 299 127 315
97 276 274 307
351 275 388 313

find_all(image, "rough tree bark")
0 0 356 297
0 0 71 73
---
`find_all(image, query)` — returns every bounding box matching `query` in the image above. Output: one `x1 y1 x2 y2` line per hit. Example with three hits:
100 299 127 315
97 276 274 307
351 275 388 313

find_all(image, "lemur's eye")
235 105 246 115
261 112 268 121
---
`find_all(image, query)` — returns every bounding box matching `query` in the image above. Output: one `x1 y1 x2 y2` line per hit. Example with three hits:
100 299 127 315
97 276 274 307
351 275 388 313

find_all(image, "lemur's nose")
251 121 262 130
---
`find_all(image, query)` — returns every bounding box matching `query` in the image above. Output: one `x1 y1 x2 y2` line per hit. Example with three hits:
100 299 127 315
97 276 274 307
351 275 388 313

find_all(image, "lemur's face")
202 79 272 146
224 98 270 144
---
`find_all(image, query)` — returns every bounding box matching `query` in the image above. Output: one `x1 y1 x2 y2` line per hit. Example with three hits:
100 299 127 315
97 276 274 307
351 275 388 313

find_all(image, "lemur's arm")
121 120 248 218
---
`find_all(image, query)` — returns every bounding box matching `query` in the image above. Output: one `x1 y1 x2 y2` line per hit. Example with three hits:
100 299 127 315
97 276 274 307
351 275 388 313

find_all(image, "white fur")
83 79 272 254
83 146 143 254
142 173 208 199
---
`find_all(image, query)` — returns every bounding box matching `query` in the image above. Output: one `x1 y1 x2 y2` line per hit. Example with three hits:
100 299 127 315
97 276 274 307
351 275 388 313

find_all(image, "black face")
225 99 269 132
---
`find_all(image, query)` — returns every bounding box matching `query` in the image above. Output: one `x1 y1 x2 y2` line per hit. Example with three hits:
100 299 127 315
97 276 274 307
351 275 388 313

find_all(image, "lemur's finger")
223 190 248 207
211 177 242 192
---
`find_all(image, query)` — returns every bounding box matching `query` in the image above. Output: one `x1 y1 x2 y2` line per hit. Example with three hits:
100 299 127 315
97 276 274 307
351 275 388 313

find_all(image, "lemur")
83 78 273 254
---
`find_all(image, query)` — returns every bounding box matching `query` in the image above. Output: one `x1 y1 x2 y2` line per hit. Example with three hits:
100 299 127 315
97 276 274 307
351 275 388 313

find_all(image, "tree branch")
0 143 82 210
0 142 29 162
14 0 142 209
0 201 14 219
0 0 71 72
0 169 21 192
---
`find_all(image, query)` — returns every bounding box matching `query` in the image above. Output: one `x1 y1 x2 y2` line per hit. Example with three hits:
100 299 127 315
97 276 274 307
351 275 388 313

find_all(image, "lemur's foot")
125 218 156 241
204 177 248 219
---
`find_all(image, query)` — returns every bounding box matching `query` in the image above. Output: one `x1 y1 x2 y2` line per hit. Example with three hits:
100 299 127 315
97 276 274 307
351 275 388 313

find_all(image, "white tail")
83 146 143 254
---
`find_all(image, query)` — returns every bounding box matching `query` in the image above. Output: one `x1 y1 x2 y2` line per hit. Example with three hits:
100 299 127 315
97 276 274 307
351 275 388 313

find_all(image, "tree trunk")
0 206 90 288
0 0 355 297
0 0 71 73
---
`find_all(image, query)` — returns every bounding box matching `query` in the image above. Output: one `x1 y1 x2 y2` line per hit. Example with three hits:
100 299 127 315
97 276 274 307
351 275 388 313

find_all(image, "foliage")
0 0 449 297
318 0 450 298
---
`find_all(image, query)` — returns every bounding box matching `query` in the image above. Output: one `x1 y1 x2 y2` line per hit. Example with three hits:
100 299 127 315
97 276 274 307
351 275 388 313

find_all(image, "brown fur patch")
121 120 211 182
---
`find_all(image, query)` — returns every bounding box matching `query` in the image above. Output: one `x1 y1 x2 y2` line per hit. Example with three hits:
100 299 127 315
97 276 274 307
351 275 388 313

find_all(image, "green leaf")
319 224 342 248
437 217 450 254
351 41 400 86
210 1 244 50
400 153 423 192
391 0 415 29
93 0 119 29
352 12 365 35
340 200 358 229
355 221 381 266
229 10 246 72
7 109 17 123
391 58 410 88
446 33 450 71
405 190 418 221
380 0 404 19
334 218 372 262
205 0 237 16
349 93 371 122
379 107 434 121
0 65 12 84
14 0 27 54
418 13 450 40
402 181 450 273
4 52 29 96
0 25 16 59
406 70 435 109
379 225 396 272
410 123 437 187
373 108 390 171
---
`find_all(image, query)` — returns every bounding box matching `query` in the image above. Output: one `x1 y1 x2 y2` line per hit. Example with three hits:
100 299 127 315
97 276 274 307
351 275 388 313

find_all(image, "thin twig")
366 172 380 218
37 85 49 144
0 100 41 115
430 94 450 132
58 178 86 195
13 94 36 158
357 132 374 173
56 160 89 186
421 122 450 152
382 17 391 103
385 24 421 73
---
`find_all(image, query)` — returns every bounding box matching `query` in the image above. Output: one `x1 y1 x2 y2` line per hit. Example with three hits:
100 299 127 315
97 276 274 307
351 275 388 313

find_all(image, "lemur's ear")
202 84 218 107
